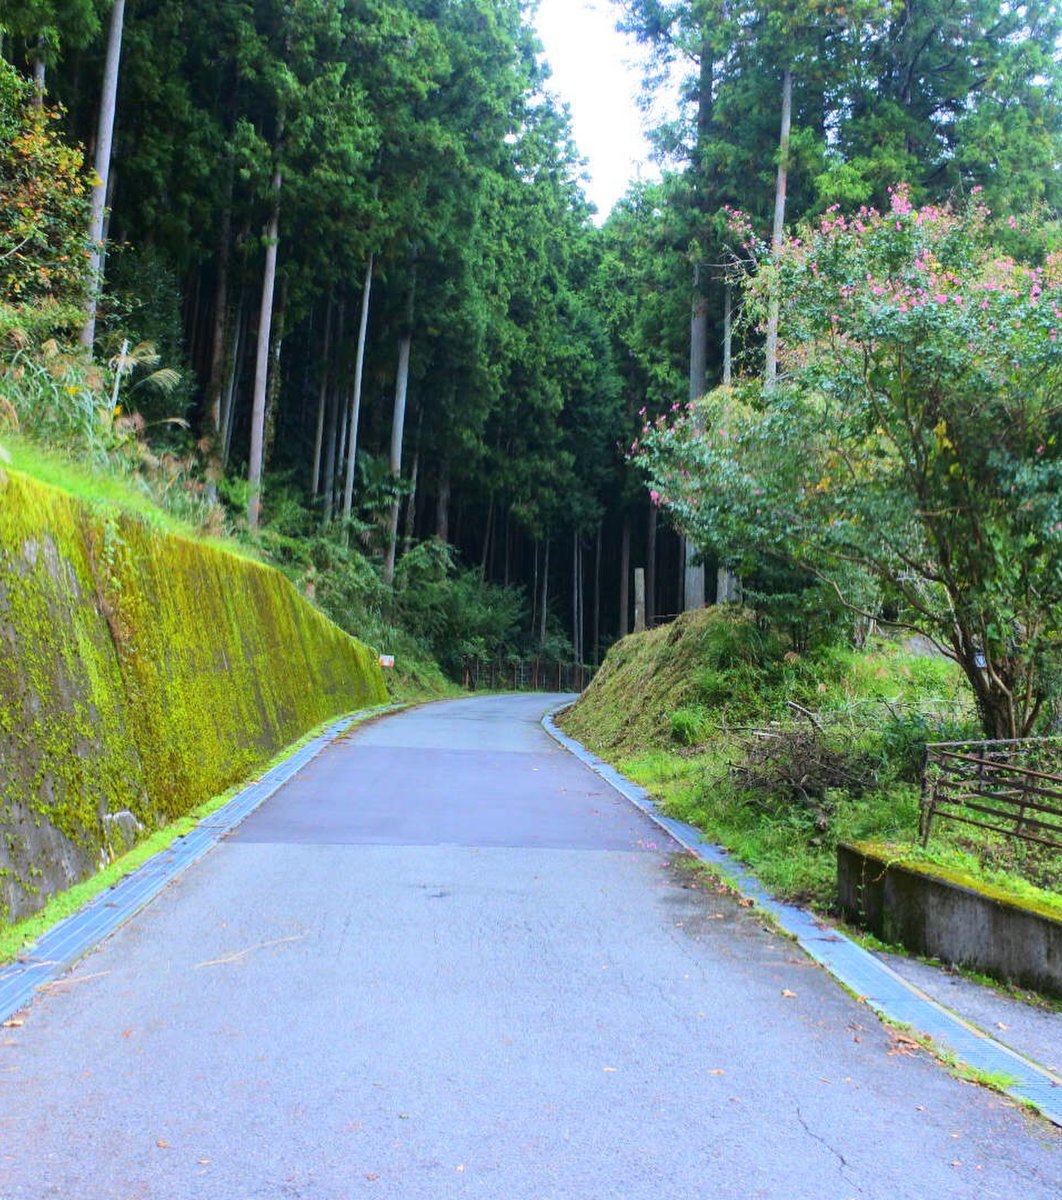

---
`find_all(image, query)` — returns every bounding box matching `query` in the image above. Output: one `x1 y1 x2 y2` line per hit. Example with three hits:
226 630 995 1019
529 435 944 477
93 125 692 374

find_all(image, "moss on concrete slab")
0 467 387 923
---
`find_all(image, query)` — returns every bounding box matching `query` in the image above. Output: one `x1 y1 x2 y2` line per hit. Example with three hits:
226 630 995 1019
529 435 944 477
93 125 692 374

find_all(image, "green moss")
0 705 395 964
851 841 1062 923
0 465 387 924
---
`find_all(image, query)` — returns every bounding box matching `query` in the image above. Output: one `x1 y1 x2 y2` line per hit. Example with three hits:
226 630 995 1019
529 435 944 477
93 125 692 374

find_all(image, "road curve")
0 694 1058 1199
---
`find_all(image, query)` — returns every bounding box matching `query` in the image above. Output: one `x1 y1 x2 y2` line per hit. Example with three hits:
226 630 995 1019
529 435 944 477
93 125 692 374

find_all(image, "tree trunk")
311 298 334 497
646 504 657 626
246 150 282 534
402 447 420 553
336 389 350 495
716 281 742 603
764 65 793 387
383 336 411 584
717 564 741 604
480 496 495 579
539 538 550 647
263 272 287 464
593 523 601 666
33 38 46 107
722 284 733 386
341 252 374 543
689 260 708 401
683 540 705 610
322 304 345 527
684 261 707 611
634 568 646 633
80 0 126 352
402 413 422 553
619 513 631 638
207 191 233 438
572 530 580 663
220 293 244 468
436 461 451 543
383 263 416 586
530 540 539 636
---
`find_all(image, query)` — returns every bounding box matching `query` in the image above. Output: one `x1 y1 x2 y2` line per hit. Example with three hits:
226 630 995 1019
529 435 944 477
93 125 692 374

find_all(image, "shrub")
670 705 709 745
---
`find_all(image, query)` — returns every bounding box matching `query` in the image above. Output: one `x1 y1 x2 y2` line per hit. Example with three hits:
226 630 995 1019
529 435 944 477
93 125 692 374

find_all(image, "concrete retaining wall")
837 842 1062 997
0 466 387 924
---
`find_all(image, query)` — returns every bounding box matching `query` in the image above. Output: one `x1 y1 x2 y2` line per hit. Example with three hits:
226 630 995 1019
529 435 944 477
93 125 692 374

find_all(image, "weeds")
560 607 1058 914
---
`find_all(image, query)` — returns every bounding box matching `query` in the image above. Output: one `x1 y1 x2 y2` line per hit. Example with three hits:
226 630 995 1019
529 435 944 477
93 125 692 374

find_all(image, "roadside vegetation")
2 3 1061 922
560 608 1062 917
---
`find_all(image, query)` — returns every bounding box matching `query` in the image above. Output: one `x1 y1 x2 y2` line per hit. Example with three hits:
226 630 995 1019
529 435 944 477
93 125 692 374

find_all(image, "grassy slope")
560 608 1062 916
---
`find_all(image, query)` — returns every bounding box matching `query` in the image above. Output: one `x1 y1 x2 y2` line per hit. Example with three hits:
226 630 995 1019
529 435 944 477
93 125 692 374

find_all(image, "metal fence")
919 737 1062 850
461 657 594 694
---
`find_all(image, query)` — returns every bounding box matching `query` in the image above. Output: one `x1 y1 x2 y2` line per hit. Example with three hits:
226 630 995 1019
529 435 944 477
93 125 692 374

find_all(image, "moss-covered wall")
0 467 387 922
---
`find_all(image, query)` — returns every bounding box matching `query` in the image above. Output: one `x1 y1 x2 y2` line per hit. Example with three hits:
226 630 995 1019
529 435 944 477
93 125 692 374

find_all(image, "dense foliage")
2 0 1062 690
639 194 1062 736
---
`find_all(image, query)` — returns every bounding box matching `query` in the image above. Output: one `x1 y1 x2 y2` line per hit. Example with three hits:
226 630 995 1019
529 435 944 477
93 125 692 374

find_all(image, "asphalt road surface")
1 694 1059 1199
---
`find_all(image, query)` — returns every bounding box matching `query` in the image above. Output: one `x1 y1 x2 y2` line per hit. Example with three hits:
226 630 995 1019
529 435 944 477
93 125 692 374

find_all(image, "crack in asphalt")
795 1105 865 1196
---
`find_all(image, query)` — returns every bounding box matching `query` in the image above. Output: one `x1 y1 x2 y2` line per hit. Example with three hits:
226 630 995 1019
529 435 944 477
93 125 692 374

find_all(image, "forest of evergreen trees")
3 1 1062 683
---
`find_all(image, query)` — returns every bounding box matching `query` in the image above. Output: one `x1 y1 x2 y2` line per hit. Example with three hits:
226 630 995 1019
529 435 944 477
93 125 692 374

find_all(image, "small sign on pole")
379 654 395 669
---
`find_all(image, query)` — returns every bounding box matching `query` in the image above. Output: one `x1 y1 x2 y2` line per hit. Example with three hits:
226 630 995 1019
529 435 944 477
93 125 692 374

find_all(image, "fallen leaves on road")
888 1032 922 1057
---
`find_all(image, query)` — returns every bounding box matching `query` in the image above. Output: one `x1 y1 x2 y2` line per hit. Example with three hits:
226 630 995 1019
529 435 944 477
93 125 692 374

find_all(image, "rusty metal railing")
461 657 594 694
919 737 1062 850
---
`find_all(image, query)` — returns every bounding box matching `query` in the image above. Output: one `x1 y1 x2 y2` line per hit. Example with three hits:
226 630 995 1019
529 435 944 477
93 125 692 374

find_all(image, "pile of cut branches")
729 703 875 826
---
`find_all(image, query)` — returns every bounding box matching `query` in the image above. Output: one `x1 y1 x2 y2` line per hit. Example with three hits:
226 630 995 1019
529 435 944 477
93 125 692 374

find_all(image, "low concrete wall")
837 842 1062 998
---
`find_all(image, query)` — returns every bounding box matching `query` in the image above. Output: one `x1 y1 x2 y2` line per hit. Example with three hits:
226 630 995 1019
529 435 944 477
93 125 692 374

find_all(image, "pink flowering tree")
638 190 1062 738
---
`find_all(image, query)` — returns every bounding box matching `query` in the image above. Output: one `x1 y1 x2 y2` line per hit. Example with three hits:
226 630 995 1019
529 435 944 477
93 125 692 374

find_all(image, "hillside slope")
0 465 386 922
560 609 731 755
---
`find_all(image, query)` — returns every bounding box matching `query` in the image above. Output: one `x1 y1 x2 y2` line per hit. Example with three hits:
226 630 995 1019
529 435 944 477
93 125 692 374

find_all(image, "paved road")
0 695 1059 1199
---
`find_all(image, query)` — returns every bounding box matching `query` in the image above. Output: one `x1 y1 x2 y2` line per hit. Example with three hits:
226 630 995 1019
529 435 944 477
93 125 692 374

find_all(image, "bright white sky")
532 0 659 222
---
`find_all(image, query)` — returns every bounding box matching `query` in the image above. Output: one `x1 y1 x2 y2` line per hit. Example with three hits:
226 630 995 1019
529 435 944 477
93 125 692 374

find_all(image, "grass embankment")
560 608 1062 917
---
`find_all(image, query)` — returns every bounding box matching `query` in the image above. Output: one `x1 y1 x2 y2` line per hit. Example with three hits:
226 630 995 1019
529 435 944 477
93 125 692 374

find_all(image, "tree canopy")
2 0 1062 692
